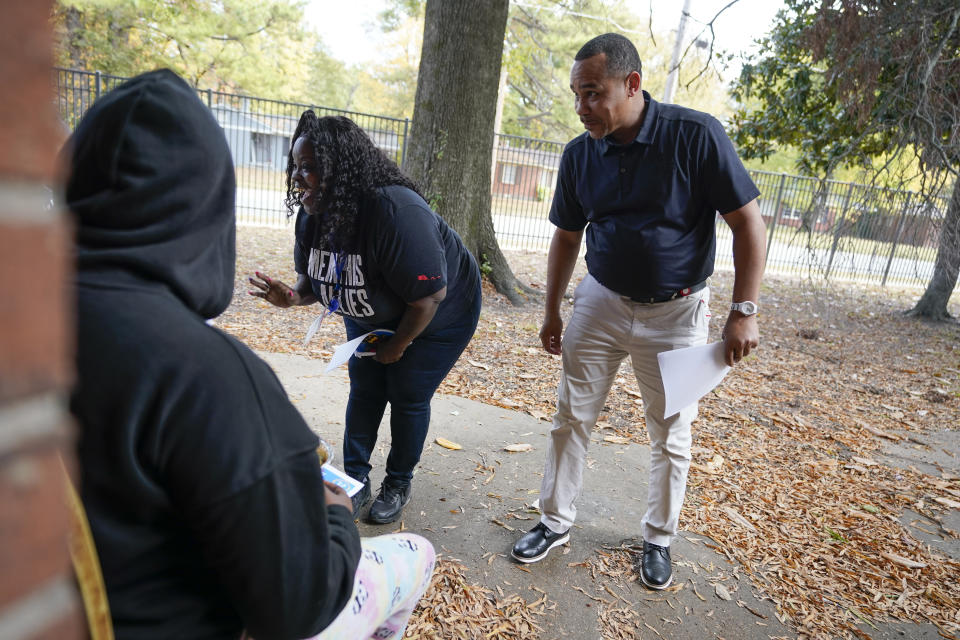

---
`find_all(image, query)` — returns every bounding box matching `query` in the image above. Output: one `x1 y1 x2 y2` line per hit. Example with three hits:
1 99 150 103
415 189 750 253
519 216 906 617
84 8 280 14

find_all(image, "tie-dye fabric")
310 533 435 640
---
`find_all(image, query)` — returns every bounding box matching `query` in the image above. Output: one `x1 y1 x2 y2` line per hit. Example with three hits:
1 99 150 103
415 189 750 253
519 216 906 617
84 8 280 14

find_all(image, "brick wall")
0 1 84 638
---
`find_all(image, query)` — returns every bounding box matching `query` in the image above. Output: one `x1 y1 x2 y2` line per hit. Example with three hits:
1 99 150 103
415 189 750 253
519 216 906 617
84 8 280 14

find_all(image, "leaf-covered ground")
220 226 960 639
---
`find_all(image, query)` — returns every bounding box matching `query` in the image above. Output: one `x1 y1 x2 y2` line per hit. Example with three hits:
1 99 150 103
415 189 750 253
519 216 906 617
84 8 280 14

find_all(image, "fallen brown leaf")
435 437 462 450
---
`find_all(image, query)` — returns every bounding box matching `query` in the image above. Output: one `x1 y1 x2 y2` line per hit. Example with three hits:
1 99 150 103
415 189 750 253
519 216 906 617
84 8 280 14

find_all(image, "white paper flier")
303 314 323 346
657 341 731 418
324 333 372 372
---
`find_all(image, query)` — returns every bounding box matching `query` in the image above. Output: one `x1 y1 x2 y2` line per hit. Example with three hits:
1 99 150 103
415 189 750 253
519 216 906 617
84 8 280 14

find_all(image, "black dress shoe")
640 540 672 589
367 479 411 524
511 522 570 564
350 477 371 514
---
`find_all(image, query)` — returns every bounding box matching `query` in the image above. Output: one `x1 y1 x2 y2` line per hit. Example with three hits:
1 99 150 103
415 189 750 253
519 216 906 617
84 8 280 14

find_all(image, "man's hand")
540 313 564 355
323 481 353 513
721 200 764 367
721 312 759 366
248 271 300 308
540 228 582 356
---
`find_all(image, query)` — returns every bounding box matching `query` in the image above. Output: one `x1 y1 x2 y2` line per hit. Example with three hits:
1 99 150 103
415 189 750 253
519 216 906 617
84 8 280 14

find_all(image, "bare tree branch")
680 0 741 88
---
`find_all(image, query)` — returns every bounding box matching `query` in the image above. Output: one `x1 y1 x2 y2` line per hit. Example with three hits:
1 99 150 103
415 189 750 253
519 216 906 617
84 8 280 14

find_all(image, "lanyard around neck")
304 251 347 346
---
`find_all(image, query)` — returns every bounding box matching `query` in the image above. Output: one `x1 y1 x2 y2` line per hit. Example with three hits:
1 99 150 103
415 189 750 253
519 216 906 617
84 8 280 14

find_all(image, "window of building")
538 170 555 189
251 132 272 166
782 205 803 220
501 164 518 185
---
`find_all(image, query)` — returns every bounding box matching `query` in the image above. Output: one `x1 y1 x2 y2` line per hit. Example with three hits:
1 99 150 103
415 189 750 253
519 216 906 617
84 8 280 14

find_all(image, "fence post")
95 70 101 100
206 88 212 108
765 173 788 269
825 182 856 280
400 118 410 168
882 191 912 287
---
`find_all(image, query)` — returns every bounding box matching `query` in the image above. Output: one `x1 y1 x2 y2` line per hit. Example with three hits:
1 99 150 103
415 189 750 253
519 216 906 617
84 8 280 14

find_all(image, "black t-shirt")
295 185 480 333
549 91 760 299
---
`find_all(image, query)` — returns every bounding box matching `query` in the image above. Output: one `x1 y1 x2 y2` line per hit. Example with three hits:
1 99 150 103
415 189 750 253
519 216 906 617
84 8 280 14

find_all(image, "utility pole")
662 0 692 104
491 68 508 189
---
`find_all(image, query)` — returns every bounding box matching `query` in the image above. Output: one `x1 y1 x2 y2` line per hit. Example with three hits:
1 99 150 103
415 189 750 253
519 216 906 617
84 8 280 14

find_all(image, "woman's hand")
323 481 353 513
248 271 300 308
373 337 409 364
372 289 445 364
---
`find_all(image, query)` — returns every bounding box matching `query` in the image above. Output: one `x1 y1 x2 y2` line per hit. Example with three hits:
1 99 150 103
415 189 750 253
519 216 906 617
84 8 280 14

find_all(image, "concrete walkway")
262 351 950 640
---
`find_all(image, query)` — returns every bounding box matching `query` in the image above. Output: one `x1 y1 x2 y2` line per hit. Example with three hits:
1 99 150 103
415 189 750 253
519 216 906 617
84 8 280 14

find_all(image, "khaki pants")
539 274 710 547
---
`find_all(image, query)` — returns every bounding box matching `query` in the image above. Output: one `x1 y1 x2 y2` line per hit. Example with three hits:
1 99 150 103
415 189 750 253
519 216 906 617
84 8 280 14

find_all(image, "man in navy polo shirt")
511 33 766 590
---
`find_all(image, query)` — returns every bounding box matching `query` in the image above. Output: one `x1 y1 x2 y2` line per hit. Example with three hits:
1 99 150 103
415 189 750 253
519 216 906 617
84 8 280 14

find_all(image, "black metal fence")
491 133 564 251
55 68 954 290
744 171 949 287
55 68 410 227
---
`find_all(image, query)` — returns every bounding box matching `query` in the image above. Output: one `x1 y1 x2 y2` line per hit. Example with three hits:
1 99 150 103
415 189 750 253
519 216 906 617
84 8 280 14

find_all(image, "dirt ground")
220 226 960 639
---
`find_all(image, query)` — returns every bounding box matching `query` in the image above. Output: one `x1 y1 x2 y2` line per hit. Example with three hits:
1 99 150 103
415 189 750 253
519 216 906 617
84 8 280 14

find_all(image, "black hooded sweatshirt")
66 69 361 639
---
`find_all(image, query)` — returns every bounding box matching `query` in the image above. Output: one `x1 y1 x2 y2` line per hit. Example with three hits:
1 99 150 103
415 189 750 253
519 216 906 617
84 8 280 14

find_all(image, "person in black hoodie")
66 69 434 640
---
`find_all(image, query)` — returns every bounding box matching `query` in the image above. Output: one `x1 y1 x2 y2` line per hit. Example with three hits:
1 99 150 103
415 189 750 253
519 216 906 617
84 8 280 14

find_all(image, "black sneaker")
350 478 371 514
367 479 411 524
640 541 672 589
510 522 570 564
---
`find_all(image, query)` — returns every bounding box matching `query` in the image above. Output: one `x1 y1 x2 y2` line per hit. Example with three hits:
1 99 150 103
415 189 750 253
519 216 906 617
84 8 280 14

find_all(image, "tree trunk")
404 0 533 305
907 178 960 321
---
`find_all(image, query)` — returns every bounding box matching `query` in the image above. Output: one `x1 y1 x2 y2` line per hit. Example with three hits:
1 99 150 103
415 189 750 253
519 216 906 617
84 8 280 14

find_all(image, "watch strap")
730 301 758 315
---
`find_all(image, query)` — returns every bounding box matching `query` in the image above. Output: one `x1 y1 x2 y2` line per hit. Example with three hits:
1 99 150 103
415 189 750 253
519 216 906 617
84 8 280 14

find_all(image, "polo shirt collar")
599 90 658 155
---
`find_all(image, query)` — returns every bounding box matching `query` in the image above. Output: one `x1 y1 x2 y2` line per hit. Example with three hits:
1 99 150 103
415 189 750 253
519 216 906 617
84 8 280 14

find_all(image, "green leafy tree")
348 13 423 119
731 0 960 320
502 0 729 141
304 46 358 109
53 0 328 101
378 0 731 142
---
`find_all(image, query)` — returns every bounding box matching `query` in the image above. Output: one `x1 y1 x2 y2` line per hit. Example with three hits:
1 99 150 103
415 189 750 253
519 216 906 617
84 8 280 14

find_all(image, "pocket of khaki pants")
673 294 708 330
697 295 711 329
573 276 586 304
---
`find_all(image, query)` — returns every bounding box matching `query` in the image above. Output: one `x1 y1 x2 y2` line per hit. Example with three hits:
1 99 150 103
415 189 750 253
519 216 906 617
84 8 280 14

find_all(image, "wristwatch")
730 301 759 316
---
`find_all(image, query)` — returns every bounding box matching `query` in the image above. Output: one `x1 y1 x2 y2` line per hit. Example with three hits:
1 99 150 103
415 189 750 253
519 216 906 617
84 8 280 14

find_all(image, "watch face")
740 301 757 314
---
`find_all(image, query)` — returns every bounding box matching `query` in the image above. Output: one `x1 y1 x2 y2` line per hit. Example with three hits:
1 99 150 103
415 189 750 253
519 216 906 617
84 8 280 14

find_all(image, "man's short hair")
575 33 642 79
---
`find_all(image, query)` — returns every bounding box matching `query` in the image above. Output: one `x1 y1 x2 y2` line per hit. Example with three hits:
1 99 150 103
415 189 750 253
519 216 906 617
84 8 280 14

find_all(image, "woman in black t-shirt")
251 112 482 524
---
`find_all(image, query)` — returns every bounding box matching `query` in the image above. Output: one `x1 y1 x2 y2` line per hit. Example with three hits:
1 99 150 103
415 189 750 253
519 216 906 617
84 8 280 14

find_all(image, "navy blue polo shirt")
549 91 759 299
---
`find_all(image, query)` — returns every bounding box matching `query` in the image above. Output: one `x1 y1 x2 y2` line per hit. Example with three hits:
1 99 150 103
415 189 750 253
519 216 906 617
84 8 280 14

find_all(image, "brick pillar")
0 1 84 638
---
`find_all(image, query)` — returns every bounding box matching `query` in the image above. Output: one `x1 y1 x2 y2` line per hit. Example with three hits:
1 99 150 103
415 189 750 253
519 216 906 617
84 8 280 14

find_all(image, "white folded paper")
657 341 730 418
324 332 375 372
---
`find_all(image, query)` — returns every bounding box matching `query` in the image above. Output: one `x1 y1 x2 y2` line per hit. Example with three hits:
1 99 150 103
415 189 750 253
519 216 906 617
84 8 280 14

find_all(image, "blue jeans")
342 286 481 485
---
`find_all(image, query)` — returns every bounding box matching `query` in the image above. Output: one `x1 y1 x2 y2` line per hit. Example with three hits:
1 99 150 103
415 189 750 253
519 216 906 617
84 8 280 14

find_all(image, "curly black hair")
285 112 423 250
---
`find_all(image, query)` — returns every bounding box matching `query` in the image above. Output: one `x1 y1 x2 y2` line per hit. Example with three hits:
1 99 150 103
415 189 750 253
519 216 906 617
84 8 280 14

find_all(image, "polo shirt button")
620 167 626 173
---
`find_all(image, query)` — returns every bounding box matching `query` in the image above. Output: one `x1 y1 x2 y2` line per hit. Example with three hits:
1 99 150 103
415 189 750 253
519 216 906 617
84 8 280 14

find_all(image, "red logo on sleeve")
417 274 441 281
